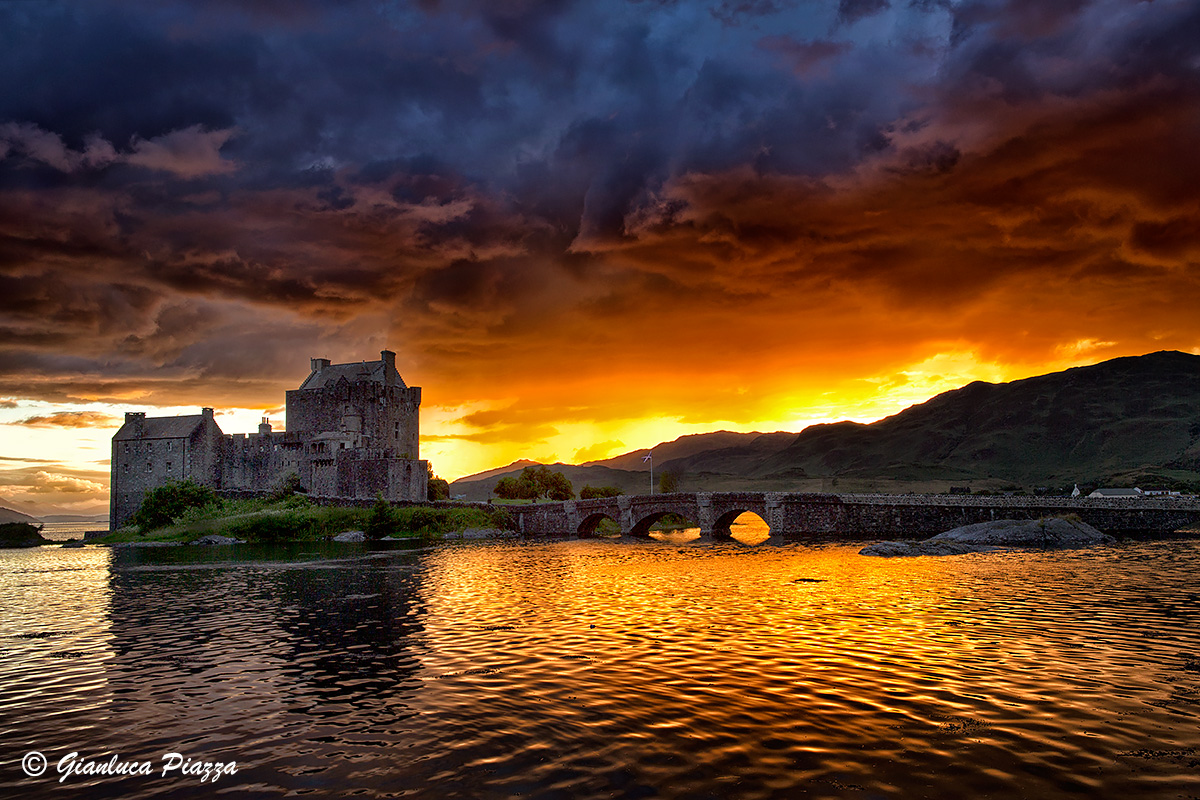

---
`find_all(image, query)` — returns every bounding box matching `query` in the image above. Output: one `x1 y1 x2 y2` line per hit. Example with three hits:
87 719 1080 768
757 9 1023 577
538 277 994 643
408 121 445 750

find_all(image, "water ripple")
2 539 1200 798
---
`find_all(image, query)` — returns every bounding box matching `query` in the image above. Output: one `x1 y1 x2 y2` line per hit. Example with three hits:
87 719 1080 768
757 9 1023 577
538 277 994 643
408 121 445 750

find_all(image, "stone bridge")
509 492 1200 539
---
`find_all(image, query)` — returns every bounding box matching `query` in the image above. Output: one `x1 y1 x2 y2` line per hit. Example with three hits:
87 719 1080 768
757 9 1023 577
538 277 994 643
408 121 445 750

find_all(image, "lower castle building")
110 350 428 529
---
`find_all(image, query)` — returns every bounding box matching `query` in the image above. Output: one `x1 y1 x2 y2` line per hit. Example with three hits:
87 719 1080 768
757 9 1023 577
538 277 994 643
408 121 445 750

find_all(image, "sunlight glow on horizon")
0 343 1189 515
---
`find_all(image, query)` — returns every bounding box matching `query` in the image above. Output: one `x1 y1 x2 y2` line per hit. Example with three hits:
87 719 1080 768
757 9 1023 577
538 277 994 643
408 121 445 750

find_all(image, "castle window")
166 462 173 471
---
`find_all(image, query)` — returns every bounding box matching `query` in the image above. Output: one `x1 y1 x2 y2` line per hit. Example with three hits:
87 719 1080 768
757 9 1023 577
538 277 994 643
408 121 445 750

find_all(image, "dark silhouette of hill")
0 505 42 525
450 351 1200 496
585 431 794 472
744 350 1200 486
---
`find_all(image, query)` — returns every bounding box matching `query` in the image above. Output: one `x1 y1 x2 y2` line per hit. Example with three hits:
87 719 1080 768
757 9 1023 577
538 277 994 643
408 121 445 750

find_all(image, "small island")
0 522 51 549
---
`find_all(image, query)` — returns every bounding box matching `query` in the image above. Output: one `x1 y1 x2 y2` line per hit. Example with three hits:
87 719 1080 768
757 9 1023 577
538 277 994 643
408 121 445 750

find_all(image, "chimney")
381 350 396 372
258 416 272 436
202 407 214 420
125 411 146 437
311 357 331 373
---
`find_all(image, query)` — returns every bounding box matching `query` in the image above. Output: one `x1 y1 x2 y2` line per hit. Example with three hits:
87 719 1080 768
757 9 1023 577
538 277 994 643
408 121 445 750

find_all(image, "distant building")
1088 488 1143 498
110 350 427 529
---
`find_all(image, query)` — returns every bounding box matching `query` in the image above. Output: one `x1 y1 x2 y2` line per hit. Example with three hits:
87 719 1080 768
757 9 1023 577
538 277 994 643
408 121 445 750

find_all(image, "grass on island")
94 492 515 545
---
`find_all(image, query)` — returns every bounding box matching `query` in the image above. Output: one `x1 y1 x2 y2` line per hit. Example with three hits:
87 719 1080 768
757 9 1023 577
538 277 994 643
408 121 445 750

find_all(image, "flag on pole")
642 452 652 463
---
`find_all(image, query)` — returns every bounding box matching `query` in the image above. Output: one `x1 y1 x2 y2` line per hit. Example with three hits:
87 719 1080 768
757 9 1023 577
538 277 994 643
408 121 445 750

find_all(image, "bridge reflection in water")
511 492 1200 540
647 511 773 546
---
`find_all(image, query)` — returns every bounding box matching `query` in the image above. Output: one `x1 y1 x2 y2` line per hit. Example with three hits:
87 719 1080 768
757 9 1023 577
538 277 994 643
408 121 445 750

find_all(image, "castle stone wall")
286 383 421 457
110 409 225 529
111 352 428 530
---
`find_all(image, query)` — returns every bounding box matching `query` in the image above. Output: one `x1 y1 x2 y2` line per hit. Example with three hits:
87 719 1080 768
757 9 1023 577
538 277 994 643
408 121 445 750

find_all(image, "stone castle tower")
110 350 427 529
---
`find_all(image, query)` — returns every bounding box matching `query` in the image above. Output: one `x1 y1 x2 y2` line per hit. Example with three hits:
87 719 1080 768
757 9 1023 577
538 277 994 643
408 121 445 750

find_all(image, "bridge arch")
629 511 703 537
712 509 772 540
578 512 619 537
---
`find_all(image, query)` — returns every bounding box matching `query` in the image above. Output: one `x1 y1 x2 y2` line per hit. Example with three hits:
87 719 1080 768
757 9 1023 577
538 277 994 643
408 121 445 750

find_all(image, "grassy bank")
94 494 514 545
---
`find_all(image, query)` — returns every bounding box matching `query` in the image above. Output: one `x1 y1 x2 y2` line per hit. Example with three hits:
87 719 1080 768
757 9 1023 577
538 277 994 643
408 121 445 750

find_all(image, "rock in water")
861 517 1114 557
333 530 365 543
928 517 1112 547
860 540 980 557
190 534 245 546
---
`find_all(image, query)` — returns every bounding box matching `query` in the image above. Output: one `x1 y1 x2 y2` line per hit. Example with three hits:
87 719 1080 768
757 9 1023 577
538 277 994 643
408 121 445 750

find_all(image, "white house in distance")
1088 488 1143 498
1085 486 1184 498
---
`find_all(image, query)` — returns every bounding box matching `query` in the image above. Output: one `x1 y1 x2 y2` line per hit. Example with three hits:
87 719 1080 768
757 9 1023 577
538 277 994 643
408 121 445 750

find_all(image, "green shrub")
365 494 395 539
133 480 218 531
580 485 622 499
227 511 316 543
486 506 516 530
428 477 450 501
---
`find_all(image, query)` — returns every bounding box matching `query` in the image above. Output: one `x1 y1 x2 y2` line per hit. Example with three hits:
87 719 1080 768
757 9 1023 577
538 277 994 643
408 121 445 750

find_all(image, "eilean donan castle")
110 351 427 528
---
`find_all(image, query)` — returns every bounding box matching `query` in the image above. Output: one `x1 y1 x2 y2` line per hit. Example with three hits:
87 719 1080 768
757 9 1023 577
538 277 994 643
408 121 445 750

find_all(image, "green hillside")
451 351 1200 496
748 351 1200 488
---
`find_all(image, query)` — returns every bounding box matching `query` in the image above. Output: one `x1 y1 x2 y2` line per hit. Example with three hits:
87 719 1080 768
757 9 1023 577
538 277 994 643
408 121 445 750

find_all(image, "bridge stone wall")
510 492 1200 538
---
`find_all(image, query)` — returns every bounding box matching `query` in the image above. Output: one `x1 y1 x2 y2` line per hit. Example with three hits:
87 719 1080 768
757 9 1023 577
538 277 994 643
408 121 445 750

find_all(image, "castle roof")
113 414 218 440
298 352 407 390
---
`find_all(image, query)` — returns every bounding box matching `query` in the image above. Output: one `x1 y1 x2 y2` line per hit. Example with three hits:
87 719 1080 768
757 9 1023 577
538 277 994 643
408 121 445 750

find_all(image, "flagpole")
643 450 653 495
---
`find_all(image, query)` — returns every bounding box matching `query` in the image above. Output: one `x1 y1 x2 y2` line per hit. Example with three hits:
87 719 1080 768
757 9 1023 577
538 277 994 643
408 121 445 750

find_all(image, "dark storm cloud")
711 1 797 27
758 35 852 76
1 0 1198 430
837 0 890 26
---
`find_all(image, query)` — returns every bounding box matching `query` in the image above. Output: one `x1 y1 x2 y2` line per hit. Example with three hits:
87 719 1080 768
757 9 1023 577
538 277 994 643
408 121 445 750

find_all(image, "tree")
493 465 574 501
365 492 395 539
494 475 537 500
541 469 574 501
658 469 680 494
580 485 623 499
426 463 450 501
131 479 218 531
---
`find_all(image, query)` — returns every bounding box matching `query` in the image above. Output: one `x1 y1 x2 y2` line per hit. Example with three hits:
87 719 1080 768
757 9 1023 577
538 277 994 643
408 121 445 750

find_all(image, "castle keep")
110 351 427 529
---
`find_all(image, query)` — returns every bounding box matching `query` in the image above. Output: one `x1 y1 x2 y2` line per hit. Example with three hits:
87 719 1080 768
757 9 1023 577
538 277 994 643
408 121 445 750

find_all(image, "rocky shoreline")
96 527 521 548
860 517 1115 557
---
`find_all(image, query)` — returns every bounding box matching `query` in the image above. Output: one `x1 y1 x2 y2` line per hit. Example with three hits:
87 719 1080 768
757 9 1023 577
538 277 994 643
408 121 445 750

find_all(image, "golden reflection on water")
2 539 1199 799
648 511 773 544
0 547 116 752
412 537 1200 798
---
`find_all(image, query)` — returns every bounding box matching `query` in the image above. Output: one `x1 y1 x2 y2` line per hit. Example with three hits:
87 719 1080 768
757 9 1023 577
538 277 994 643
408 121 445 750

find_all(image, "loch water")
2 526 1199 799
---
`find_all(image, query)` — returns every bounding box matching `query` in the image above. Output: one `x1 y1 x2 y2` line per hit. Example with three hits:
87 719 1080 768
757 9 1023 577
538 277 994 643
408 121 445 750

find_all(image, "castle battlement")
110 351 427 529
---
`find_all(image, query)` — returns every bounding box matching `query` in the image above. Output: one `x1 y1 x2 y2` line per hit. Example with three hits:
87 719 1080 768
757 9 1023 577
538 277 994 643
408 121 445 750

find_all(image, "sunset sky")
2 0 1199 516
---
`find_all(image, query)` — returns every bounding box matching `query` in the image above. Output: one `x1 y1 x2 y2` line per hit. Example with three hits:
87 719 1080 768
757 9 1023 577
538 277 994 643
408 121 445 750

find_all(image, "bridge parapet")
509 492 1200 538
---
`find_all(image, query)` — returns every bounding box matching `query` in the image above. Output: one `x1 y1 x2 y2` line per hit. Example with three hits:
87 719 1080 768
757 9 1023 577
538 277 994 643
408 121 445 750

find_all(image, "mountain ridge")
449 351 1200 498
